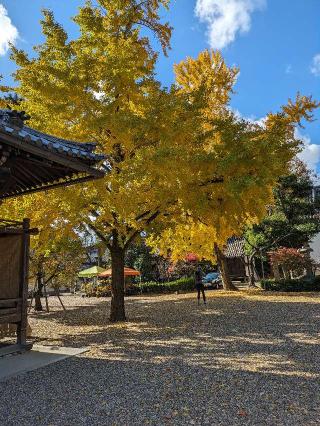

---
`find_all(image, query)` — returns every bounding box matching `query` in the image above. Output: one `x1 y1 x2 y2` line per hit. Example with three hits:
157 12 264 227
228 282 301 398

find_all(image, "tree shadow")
3 292 320 424
29 293 320 377
0 346 320 425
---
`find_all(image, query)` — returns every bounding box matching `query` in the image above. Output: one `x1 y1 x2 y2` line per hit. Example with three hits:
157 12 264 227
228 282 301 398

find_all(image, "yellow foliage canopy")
0 0 318 261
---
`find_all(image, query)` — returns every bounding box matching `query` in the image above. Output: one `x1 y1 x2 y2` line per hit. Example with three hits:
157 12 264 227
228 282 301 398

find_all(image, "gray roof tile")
0 109 105 164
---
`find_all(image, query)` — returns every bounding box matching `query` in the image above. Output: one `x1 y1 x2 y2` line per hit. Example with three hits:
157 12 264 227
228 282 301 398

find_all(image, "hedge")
261 276 320 292
138 277 195 294
83 277 195 297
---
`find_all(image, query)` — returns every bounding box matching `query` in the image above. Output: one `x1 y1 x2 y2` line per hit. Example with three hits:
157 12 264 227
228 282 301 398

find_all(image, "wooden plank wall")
0 322 32 339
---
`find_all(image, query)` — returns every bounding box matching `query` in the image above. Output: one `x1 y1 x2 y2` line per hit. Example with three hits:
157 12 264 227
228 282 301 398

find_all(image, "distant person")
195 266 206 305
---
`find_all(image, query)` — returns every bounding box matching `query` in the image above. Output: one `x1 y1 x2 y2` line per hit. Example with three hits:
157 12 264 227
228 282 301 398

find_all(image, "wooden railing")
0 298 22 340
0 298 22 324
0 323 17 338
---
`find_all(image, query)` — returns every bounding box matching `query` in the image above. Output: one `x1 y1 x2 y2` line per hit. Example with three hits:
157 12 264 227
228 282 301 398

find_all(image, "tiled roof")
0 109 105 198
0 109 105 164
224 237 245 258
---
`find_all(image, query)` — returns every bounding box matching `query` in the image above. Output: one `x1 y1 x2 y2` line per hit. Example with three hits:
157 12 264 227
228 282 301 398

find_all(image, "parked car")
202 272 222 289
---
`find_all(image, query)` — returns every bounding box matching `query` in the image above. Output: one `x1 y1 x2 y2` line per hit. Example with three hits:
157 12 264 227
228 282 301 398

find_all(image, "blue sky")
1 0 319 172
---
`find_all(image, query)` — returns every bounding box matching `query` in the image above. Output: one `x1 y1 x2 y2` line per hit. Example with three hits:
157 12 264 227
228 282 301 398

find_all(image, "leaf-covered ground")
1 290 320 425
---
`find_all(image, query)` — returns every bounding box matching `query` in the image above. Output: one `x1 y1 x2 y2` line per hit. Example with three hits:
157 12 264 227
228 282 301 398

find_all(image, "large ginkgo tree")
1 0 317 321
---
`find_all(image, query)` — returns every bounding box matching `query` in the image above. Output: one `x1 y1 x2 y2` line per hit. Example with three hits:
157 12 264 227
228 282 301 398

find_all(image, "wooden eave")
0 124 105 199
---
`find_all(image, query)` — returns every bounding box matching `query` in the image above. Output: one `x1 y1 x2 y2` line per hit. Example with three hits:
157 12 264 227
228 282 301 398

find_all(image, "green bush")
82 283 97 297
138 277 194 294
82 277 196 297
96 284 112 297
261 276 320 292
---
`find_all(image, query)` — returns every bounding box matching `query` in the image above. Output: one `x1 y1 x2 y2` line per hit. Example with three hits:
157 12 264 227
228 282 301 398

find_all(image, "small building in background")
224 237 247 281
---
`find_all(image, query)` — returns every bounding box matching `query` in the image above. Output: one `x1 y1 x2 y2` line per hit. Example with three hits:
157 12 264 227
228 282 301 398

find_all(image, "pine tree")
244 161 320 284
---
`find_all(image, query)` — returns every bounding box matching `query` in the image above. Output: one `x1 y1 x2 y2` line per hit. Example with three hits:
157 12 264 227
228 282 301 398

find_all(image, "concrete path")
0 345 88 381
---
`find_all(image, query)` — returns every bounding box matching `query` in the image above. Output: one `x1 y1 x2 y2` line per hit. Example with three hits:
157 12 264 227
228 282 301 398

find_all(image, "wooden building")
224 237 247 281
0 109 104 354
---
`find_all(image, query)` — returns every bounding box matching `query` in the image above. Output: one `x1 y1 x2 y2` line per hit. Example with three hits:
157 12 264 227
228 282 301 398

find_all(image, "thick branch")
125 210 161 248
135 210 152 222
86 222 111 249
199 177 224 187
45 264 61 285
124 230 140 248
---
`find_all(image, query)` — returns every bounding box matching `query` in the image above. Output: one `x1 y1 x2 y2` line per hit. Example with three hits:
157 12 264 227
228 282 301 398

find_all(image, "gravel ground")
1 290 320 425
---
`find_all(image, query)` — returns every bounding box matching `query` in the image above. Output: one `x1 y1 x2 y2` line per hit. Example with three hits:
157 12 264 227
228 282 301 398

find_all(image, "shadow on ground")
1 292 320 425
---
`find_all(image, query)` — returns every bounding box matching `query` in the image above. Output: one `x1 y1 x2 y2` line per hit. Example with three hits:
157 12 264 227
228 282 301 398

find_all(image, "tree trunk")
272 261 281 280
247 254 258 288
248 271 255 287
34 271 43 311
214 243 238 291
282 265 289 280
110 243 126 322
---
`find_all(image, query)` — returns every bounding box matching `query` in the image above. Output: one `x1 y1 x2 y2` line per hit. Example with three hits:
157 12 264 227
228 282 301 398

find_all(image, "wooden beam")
17 157 63 182
0 167 11 181
0 307 19 315
0 228 37 235
0 174 101 200
0 298 22 308
0 175 16 197
18 162 46 186
17 218 30 347
0 313 21 324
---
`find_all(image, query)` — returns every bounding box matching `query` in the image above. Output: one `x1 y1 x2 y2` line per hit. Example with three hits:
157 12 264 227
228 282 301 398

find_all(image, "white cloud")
310 54 320 77
195 0 266 49
231 107 266 126
233 110 320 174
296 129 320 173
0 4 18 55
285 64 292 74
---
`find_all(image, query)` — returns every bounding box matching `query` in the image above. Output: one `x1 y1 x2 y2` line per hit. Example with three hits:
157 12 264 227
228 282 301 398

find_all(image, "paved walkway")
0 292 319 425
0 346 88 382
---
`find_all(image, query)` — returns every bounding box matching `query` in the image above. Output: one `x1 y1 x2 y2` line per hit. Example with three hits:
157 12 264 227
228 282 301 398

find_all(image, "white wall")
310 233 320 261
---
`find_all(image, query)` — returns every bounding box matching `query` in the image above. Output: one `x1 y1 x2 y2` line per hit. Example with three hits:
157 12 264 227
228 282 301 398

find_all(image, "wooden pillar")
16 218 30 347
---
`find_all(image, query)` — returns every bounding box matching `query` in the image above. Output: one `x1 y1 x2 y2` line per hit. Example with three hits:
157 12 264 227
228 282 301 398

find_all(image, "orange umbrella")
99 267 141 278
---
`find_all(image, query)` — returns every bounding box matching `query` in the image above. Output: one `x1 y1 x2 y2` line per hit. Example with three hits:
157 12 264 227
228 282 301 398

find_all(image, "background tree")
147 221 238 290
244 160 320 284
269 247 315 280
1 0 318 321
125 240 171 282
30 235 85 311
125 240 214 282
0 193 83 310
